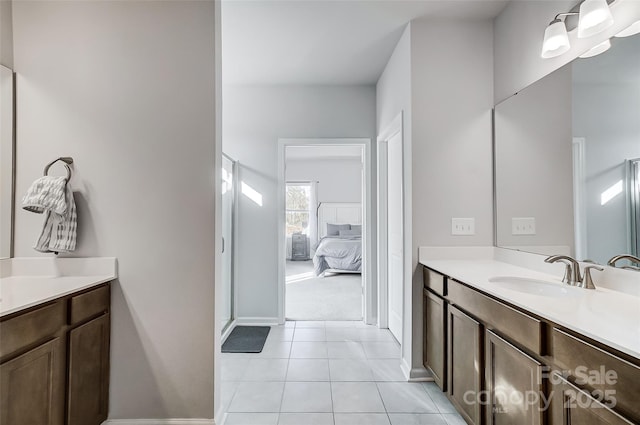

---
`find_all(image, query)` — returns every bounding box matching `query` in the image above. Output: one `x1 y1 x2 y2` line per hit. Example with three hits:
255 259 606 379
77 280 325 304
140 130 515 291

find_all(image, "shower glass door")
221 154 235 334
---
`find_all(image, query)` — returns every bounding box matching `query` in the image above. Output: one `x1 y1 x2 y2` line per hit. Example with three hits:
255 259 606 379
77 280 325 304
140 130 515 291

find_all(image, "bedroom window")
286 183 312 236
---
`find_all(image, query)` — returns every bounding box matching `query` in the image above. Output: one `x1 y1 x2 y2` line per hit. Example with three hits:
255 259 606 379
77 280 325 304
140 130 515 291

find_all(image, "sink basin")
488 276 584 298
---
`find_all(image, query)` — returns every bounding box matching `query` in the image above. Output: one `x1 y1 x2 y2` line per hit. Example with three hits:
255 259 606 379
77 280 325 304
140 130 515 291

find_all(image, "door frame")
376 112 404 337
277 138 375 325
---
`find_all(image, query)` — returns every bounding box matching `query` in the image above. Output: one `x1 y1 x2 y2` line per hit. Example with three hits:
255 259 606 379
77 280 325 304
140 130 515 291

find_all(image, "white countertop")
0 257 117 317
419 248 640 360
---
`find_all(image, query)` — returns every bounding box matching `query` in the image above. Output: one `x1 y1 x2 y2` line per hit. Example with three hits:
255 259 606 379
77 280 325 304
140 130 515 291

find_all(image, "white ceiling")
222 0 509 85
286 145 363 160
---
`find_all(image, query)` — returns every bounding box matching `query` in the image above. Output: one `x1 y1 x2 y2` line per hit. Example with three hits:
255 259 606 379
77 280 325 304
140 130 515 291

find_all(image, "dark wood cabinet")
67 314 110 425
548 372 634 425
485 330 543 425
424 289 446 390
0 338 65 425
448 305 483 425
0 283 111 425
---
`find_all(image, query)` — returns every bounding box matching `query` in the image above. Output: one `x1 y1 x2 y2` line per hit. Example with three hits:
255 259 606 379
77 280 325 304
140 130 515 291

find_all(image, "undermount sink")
488 276 584 298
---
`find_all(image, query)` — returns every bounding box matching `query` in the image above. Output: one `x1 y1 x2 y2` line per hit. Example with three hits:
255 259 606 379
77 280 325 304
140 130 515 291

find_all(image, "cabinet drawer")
447 280 543 355
550 328 640 423
69 285 110 326
423 267 446 296
0 301 65 359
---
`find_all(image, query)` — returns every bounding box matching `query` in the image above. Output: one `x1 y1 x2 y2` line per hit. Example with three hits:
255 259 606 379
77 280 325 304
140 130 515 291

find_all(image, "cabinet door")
548 372 634 425
448 305 483 425
67 313 110 425
485 330 543 425
424 289 446 390
0 337 65 425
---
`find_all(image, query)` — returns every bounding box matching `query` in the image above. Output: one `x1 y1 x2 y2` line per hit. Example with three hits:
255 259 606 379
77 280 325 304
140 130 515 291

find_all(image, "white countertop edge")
0 275 114 317
419 256 640 360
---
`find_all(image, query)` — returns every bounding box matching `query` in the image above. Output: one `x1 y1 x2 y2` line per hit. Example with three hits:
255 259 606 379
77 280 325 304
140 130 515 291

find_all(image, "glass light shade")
541 20 571 58
615 20 640 37
578 0 614 38
579 39 611 58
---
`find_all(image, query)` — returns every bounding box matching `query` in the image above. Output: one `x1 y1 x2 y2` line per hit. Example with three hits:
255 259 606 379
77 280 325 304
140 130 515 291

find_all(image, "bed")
313 203 362 276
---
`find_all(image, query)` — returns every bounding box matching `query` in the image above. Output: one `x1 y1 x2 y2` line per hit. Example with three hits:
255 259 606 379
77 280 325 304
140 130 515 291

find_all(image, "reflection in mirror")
495 34 640 265
0 65 14 259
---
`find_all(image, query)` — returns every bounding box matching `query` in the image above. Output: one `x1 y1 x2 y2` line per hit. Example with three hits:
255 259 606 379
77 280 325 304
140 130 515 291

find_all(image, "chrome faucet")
545 255 582 285
607 254 640 271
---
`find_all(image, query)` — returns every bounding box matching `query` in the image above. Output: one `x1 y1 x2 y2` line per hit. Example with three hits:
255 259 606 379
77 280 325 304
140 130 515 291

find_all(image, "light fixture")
578 0 614 38
541 17 572 58
615 20 640 37
579 39 612 58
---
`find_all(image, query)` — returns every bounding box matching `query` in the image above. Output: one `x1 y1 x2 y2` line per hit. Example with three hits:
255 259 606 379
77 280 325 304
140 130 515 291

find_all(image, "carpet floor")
285 261 363 321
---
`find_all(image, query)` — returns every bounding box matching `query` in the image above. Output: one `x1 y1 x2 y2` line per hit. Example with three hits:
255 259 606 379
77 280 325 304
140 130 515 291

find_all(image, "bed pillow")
350 224 362 234
327 223 350 236
339 229 361 237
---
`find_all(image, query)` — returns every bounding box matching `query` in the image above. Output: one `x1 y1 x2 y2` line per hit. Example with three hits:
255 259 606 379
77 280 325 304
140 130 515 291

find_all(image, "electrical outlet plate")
451 218 475 236
512 217 536 235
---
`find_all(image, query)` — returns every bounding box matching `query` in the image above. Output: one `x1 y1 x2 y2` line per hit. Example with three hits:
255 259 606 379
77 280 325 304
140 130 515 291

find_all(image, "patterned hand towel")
22 175 77 253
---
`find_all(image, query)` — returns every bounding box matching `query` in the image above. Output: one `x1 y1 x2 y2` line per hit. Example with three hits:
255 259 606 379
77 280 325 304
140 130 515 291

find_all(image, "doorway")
277 138 374 324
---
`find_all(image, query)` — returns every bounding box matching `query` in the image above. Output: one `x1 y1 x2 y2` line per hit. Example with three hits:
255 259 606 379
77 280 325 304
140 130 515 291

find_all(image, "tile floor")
221 321 466 425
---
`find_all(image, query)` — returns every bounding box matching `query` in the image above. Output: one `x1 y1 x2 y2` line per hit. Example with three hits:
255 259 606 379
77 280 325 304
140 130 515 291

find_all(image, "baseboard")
234 316 280 326
400 357 411 380
102 420 215 425
408 365 433 382
221 319 237 343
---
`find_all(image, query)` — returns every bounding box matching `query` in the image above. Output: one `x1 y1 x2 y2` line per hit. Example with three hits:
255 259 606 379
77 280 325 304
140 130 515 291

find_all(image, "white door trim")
376 112 403 333
572 137 587 260
277 138 375 325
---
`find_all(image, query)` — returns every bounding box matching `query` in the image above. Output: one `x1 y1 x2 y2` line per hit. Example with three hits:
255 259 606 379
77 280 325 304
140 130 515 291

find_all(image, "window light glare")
241 182 263 206
600 180 623 205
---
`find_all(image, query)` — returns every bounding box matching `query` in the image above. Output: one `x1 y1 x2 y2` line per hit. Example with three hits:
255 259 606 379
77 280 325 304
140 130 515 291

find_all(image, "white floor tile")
294 328 327 342
290 342 328 358
362 342 401 359
227 382 284 413
295 321 326 328
369 359 406 382
224 413 279 425
334 413 391 425
327 341 366 359
377 383 438 414
422 383 457 414
286 359 330 381
329 359 374 381
268 327 295 341
325 321 366 328
221 381 240 412
442 413 467 425
388 413 447 425
331 382 386 413
258 340 293 358
241 359 289 381
222 358 252 381
278 412 334 425
358 329 396 342
326 328 360 342
280 382 333 412
284 321 297 328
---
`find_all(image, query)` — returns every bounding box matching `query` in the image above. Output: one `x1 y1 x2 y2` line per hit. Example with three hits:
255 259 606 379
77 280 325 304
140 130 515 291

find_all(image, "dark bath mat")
222 326 271 353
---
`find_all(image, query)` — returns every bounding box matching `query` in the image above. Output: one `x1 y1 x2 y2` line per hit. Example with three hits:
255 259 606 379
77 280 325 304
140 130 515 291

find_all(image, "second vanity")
0 257 117 425
419 247 640 425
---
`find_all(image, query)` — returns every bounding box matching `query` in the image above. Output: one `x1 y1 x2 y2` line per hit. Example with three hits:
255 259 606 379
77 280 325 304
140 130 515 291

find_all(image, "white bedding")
313 236 362 276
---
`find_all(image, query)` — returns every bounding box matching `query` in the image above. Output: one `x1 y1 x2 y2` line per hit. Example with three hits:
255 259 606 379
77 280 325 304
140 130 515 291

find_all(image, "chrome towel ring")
43 157 73 181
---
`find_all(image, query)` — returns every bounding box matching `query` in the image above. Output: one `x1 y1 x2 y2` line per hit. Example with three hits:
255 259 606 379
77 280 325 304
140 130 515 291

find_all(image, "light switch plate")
451 218 475 235
512 217 536 235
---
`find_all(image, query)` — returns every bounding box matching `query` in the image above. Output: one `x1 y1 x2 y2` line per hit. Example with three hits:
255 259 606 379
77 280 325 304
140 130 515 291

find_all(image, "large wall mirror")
495 33 640 265
1 64 15 259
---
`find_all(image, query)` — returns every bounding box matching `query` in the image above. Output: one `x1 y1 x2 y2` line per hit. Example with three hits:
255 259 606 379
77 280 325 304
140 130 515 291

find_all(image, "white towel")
22 175 77 253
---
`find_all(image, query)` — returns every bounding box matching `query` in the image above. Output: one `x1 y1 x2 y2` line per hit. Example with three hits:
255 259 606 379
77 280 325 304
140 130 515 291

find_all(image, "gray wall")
574 83 640 264
223 85 376 321
12 1 216 419
494 0 640 103
286 158 363 204
0 0 12 68
495 66 574 252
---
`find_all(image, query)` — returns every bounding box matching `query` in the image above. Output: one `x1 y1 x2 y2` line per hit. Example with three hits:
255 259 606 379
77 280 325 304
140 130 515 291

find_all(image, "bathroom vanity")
420 251 640 425
0 258 116 425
